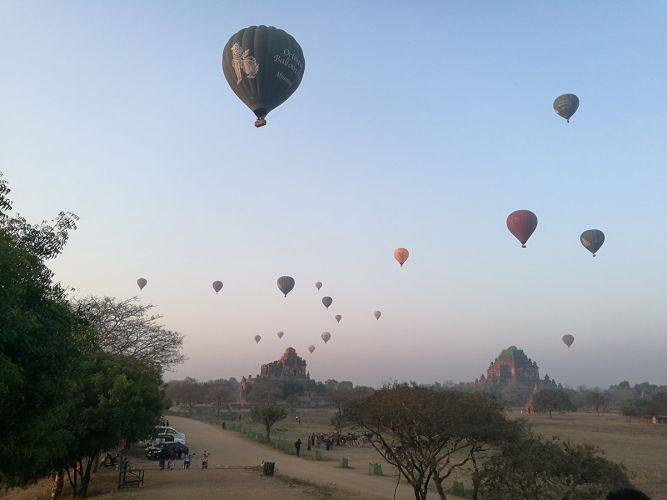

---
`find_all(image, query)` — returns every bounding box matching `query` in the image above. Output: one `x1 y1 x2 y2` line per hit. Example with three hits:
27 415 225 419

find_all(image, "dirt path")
170 415 447 500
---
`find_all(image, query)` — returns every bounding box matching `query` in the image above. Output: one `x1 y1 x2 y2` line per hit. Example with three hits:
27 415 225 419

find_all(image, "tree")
347 384 518 500
480 435 632 499
249 404 288 442
74 296 185 370
619 399 650 418
532 389 575 418
165 378 208 413
648 392 667 417
0 174 91 487
585 390 609 415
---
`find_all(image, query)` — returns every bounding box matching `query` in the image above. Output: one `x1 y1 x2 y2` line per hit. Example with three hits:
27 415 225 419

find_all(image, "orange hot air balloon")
315 281 322 290
562 334 574 348
277 331 284 339
322 296 333 309
506 210 538 248
212 281 223 293
321 332 331 344
137 278 147 290
308 345 315 354
335 314 342 323
373 310 381 320
394 248 410 267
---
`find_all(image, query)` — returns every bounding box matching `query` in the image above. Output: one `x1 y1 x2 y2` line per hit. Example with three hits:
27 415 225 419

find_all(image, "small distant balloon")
580 229 605 257
553 93 579 123
335 314 342 323
373 310 381 320
562 334 574 348
507 210 538 248
308 345 315 354
277 276 295 297
322 296 333 309
212 281 223 294
394 248 410 267
137 278 147 290
254 335 262 344
315 281 322 290
321 331 331 344
277 331 284 339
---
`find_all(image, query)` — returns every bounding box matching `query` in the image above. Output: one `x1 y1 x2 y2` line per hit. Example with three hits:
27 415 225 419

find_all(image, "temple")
260 347 307 378
475 346 558 387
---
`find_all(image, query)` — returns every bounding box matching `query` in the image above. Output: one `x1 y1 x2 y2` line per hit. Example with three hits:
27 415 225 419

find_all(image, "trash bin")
263 462 275 476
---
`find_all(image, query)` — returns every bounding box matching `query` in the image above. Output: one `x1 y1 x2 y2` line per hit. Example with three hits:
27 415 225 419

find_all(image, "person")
606 488 651 500
167 447 177 470
202 450 210 469
158 446 168 470
307 438 311 452
183 452 192 469
294 438 302 457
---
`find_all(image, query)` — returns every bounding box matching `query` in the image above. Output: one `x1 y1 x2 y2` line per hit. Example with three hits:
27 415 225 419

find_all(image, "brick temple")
475 346 558 387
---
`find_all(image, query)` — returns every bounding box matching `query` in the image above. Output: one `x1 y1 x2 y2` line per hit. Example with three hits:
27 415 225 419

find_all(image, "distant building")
475 346 558 388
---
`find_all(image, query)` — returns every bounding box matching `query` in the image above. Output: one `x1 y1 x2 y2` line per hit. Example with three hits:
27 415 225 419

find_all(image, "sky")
1 1 666 388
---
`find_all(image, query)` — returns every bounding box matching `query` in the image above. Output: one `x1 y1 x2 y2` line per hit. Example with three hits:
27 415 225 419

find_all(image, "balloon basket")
255 118 267 127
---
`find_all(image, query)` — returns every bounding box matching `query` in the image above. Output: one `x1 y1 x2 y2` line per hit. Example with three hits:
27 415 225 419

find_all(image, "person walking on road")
294 438 302 457
183 452 192 469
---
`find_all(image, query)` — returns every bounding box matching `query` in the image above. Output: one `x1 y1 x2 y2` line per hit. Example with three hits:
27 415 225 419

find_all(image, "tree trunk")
413 485 428 500
433 478 447 500
79 457 95 497
471 456 480 500
51 470 64 500
265 423 271 442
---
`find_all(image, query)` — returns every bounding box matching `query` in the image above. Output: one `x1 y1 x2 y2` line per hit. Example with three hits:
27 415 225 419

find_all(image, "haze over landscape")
2 1 666 388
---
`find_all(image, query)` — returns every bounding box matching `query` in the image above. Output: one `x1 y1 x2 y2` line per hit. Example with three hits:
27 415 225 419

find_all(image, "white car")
154 426 186 444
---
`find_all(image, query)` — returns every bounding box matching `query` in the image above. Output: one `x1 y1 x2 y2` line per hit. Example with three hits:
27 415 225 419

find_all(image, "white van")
154 426 186 444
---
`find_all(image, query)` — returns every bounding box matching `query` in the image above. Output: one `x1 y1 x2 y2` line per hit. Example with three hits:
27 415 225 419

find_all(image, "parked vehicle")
154 426 187 443
145 442 189 460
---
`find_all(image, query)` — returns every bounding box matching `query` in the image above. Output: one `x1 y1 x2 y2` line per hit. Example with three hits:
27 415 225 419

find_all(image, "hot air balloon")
580 229 605 257
315 281 322 290
394 248 410 267
222 26 305 127
507 210 538 248
335 314 342 323
321 332 331 344
553 94 579 123
374 310 381 320
308 345 315 354
277 276 295 297
254 335 262 344
212 280 223 293
562 334 574 348
277 331 284 339
137 278 147 290
322 296 333 309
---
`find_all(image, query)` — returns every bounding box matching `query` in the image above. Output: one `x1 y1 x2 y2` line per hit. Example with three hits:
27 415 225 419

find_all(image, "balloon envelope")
222 26 305 127
308 345 315 353
562 334 574 348
507 210 538 247
137 278 147 290
254 335 262 344
553 93 579 123
335 314 342 323
374 310 381 320
277 331 284 339
212 280 223 293
322 296 333 309
394 248 410 267
321 332 331 344
277 276 295 297
580 229 605 256
315 281 322 290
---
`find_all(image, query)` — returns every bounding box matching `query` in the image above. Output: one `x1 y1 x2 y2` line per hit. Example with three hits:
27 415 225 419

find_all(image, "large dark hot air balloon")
394 248 409 267
562 334 574 348
222 26 305 127
277 276 295 297
507 210 538 248
322 296 333 309
580 229 605 257
321 332 331 344
212 281 223 294
137 278 147 291
553 94 579 123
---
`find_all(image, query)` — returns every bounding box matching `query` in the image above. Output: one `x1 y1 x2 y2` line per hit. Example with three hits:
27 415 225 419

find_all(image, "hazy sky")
2 1 666 388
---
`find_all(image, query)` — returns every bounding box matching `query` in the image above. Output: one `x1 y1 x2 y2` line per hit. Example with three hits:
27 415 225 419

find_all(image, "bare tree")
75 296 185 370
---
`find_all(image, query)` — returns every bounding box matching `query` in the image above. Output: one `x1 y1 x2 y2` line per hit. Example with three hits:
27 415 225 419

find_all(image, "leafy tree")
0 174 90 487
165 377 208 413
250 404 288 442
532 389 575 418
347 384 518 500
619 399 650 418
585 390 609 415
75 296 185 370
648 392 667 417
480 435 632 499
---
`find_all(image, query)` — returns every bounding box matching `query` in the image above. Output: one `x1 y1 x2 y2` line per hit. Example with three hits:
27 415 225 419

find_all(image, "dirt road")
170 415 437 500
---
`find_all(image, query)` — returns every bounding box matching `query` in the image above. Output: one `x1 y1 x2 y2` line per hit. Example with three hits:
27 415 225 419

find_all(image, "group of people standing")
158 449 209 470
